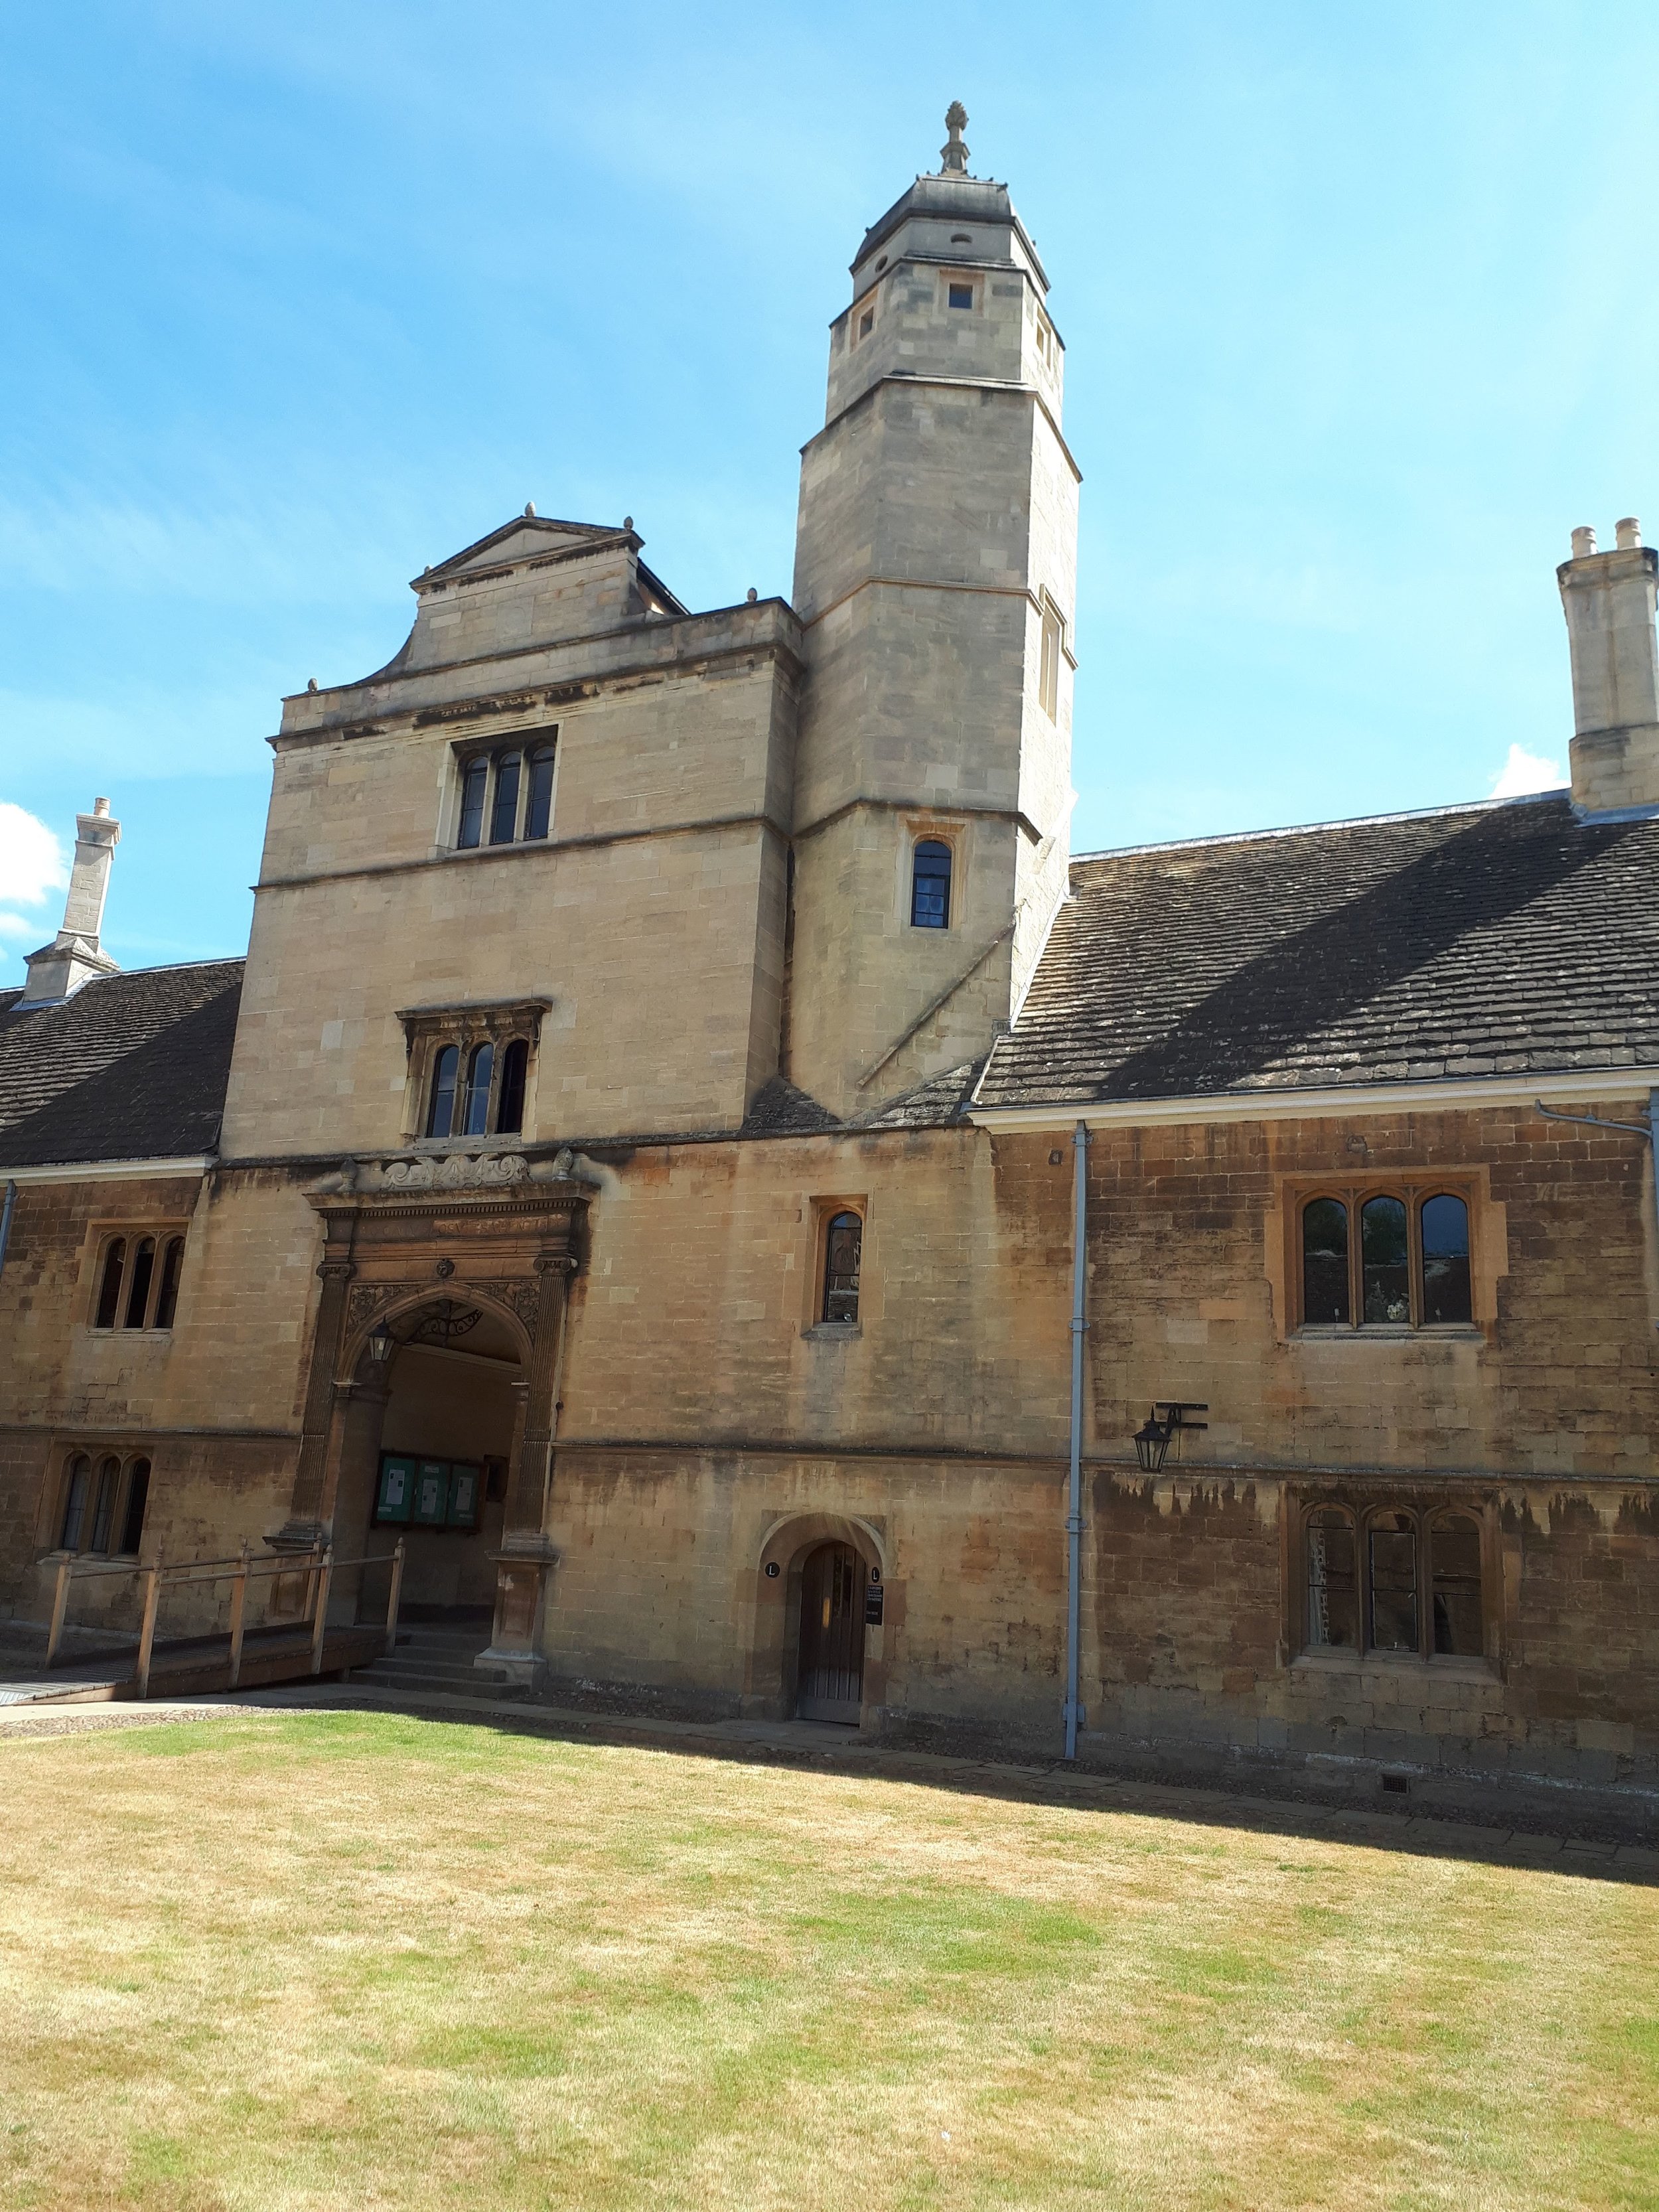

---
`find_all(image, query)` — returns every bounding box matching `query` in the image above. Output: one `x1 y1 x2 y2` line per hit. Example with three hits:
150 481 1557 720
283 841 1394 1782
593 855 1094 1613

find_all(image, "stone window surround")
1264 1166 1507 1343
398 999 549 1148
899 812 968 933
82 1220 190 1334
40 1442 154 1563
802 1193 868 1338
441 723 560 853
1289 1489 1497 1672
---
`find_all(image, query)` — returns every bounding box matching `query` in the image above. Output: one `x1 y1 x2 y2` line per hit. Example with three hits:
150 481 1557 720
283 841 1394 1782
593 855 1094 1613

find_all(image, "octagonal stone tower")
786 106 1080 1116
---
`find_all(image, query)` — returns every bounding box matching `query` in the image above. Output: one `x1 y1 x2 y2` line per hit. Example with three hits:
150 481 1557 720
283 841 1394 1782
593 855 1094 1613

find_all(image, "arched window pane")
910 840 952 929
489 754 522 844
1368 1512 1418 1651
1305 1507 1357 1649
463 1043 494 1136
119 1459 151 1556
153 1238 184 1330
89 1457 119 1553
60 1455 91 1551
1420 1195 1471 1325
457 757 488 849
1301 1199 1350 1325
1431 1513 1482 1656
1360 1196 1409 1325
426 1046 459 1138
95 1238 125 1330
822 1211 862 1325
123 1238 157 1329
496 1039 528 1134
524 745 555 840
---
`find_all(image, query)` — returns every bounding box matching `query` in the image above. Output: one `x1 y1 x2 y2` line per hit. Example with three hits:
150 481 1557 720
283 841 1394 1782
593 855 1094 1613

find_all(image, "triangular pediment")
418 514 630 588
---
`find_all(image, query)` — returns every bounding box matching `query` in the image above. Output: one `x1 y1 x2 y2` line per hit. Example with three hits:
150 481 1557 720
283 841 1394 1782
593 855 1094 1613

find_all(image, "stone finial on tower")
940 102 970 175
1559 518 1659 814
20 797 123 1006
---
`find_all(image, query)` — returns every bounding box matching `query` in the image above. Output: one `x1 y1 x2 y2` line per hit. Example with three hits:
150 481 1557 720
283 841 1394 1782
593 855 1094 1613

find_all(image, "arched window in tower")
463 1042 494 1136
94 1238 126 1330
524 745 556 840
456 757 488 849
822 1212 863 1325
496 1039 528 1135
426 1045 459 1138
910 839 952 930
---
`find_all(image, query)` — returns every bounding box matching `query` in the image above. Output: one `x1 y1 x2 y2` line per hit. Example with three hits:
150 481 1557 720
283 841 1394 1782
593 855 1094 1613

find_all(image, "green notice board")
447 1463 480 1530
412 1461 450 1526
375 1455 415 1524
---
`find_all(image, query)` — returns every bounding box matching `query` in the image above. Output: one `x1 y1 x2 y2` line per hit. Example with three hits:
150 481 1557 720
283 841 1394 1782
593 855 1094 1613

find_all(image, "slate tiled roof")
0 960 244 1167
977 793 1659 1110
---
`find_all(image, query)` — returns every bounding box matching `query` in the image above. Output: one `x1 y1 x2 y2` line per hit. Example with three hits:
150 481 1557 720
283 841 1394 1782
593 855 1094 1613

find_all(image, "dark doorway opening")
796 1542 864 1724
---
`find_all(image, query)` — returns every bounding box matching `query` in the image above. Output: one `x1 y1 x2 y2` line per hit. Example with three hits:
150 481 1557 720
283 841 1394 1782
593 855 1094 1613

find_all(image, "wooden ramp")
0 1622 394 1708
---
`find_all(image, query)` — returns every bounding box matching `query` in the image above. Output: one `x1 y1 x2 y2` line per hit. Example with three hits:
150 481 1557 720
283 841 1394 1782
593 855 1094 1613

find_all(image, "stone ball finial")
746 587 758 603
623 516 634 532
941 102 970 175
307 677 319 692
524 500 537 517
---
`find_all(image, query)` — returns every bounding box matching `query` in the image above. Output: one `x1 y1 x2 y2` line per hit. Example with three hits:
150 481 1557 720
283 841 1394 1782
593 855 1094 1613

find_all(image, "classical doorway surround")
276 1150 588 1686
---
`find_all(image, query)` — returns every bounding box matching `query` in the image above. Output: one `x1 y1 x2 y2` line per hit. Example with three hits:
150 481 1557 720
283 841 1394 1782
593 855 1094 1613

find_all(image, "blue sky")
3 2 1657 982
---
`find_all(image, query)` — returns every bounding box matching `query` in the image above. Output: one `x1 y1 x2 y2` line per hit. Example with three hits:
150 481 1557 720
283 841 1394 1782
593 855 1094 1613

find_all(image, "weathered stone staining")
2 110 1658 1834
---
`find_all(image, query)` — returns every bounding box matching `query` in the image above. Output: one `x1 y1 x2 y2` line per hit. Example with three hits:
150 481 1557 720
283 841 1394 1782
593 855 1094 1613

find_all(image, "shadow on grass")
222 1694 1659 1889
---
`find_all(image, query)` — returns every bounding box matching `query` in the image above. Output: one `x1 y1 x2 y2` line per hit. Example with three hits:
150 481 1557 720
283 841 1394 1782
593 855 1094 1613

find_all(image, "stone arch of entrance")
747 1512 895 1730
338 1286 534 1385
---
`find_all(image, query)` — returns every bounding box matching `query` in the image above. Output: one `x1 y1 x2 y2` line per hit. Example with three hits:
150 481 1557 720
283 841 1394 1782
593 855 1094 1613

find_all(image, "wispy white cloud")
1490 743 1566 797
0 799 66 954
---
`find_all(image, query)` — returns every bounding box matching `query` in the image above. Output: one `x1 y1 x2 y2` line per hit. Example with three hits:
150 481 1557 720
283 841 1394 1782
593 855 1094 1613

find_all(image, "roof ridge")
1070 787 1565 868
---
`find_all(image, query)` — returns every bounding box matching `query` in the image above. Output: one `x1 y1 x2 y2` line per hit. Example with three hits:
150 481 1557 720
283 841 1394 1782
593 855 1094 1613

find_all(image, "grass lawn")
0 1712 1655 2210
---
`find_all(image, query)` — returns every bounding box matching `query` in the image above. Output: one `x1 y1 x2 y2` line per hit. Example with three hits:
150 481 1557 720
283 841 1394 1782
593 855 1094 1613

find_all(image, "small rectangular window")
524 745 555 840
1039 601 1063 719
457 757 488 849
822 1212 863 1325
948 281 974 310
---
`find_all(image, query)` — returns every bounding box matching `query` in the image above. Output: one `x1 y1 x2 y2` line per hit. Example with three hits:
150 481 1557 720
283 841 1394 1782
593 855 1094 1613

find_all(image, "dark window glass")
119 1459 151 1556
1431 1514 1482 1656
123 1238 156 1329
948 281 974 309
489 753 522 844
524 745 555 840
1305 1508 1358 1649
426 1045 459 1138
1368 1514 1418 1651
60 1455 92 1551
496 1039 528 1134
89 1457 119 1553
911 840 952 929
822 1211 863 1325
153 1237 184 1330
1301 1199 1350 1325
1361 1196 1409 1325
95 1239 125 1330
457 758 488 849
463 1043 494 1136
1420 1194 1472 1325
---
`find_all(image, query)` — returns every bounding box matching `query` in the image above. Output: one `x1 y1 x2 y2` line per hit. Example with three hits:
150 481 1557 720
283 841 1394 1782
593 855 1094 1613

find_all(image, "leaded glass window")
910 840 952 930
822 1212 863 1325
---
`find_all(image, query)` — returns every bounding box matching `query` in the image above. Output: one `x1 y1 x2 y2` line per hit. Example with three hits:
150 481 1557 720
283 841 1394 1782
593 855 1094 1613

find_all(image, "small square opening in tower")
855 304 875 344
948 281 974 311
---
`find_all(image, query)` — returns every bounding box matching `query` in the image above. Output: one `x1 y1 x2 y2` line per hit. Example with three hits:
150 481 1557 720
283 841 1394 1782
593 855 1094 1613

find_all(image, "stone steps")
349 1623 526 1704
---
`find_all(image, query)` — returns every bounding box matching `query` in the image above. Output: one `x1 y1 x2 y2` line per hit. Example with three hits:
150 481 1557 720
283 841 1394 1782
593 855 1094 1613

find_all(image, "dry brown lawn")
0 1709 1655 2210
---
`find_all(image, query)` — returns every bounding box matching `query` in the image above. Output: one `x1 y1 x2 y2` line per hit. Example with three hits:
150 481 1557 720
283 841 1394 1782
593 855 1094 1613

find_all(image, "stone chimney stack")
1559 518 1659 814
20 796 123 1006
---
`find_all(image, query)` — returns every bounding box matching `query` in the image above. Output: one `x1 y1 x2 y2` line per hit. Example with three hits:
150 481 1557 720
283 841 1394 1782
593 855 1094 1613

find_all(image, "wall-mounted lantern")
1132 1401 1209 1473
366 1317 397 1366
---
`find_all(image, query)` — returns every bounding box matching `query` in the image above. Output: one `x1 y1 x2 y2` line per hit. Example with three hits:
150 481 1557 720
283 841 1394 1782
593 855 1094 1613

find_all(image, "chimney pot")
93 796 109 816
1617 516 1643 550
1572 526 1599 559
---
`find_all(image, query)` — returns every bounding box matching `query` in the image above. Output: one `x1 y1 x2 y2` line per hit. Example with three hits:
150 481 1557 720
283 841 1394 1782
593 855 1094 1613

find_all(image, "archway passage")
796 1542 864 1723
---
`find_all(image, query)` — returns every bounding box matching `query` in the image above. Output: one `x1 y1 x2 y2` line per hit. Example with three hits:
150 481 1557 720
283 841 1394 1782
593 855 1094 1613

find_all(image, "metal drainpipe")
0 1179 17 1290
1064 1120 1089 1761
1535 1089 1659 1318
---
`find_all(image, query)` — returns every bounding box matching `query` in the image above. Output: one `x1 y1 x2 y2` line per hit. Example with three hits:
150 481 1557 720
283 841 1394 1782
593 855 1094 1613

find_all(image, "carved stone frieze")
370 1150 531 1192
346 1281 417 1333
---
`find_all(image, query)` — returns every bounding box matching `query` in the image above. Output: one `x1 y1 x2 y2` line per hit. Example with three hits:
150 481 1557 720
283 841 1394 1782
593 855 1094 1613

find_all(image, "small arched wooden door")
796 1542 864 1723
